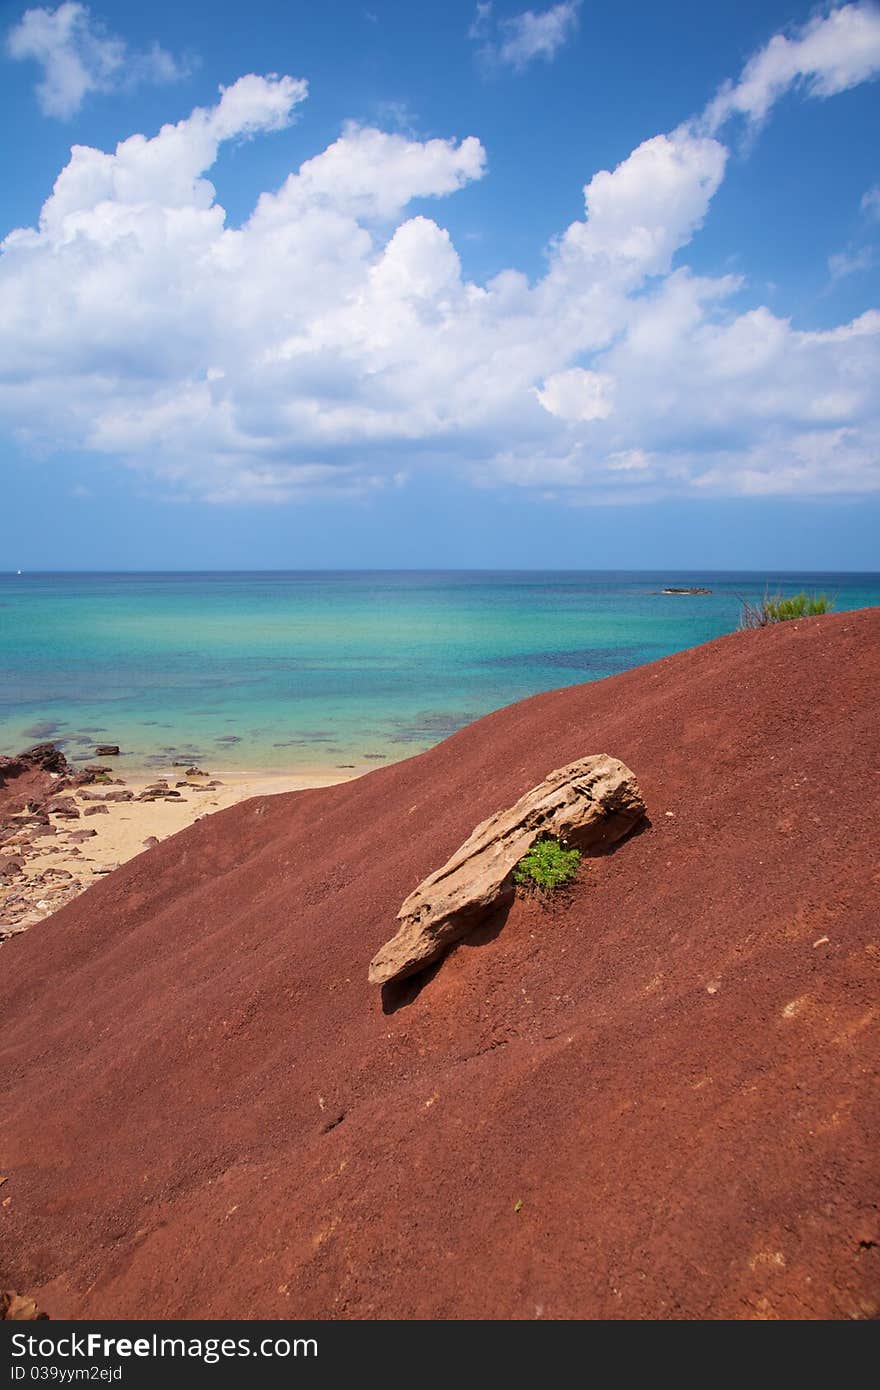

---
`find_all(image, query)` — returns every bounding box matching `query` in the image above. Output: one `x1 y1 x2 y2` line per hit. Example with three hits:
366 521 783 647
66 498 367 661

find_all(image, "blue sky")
1 0 879 569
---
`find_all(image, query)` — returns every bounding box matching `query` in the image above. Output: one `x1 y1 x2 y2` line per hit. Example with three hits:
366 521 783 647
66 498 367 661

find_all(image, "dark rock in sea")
660 587 712 595
21 721 64 739
485 648 643 674
388 711 479 744
94 745 120 757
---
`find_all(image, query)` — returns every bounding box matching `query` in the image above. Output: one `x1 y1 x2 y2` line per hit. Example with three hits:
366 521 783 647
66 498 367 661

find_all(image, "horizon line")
2 567 880 578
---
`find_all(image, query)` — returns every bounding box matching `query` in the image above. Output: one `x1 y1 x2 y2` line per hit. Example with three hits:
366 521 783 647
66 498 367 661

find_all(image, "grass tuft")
739 590 834 629
514 837 581 894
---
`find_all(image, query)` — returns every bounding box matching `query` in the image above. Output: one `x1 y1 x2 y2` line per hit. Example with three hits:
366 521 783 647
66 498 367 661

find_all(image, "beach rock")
84 805 109 816
0 854 24 881
47 797 79 819
142 836 159 849
66 829 97 842
65 770 100 788
0 742 69 786
104 791 133 802
94 745 120 757
369 754 645 986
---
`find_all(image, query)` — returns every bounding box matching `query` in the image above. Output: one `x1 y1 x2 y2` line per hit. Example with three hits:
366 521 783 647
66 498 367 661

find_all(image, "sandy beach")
0 760 355 939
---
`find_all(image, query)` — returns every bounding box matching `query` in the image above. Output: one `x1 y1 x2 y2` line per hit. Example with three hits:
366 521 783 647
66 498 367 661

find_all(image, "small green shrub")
740 590 834 629
514 837 581 893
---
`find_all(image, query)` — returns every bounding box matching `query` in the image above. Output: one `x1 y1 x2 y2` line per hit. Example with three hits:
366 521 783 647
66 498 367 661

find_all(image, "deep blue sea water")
1 571 877 773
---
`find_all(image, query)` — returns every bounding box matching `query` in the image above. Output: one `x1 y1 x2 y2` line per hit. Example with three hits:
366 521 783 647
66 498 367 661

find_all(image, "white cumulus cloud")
536 369 614 422
7 2 188 118
470 2 580 73
2 15 880 507
703 1 880 132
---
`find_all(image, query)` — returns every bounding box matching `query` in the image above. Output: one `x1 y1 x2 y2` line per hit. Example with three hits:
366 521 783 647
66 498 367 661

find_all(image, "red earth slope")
1 610 878 1320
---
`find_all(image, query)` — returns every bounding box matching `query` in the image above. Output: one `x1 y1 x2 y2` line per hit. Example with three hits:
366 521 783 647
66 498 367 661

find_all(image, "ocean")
1 570 877 774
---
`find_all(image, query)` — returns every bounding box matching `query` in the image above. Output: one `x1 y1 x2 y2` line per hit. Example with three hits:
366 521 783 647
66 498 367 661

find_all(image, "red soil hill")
1 610 878 1320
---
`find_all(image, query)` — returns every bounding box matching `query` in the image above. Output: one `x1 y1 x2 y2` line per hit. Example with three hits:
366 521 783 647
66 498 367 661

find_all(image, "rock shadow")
583 813 652 858
380 892 515 1016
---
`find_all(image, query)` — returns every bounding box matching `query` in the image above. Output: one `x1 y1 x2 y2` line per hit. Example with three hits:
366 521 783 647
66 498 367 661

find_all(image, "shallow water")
1 570 877 772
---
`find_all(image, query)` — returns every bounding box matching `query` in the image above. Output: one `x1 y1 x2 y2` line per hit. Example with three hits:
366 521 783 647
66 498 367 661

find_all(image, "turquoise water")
1 571 877 773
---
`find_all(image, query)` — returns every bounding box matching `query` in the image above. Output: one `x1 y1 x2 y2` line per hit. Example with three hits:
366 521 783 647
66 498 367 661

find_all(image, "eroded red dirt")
1 610 878 1319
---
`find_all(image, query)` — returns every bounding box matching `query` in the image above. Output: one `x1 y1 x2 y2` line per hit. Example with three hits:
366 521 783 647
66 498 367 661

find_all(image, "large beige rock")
369 754 645 986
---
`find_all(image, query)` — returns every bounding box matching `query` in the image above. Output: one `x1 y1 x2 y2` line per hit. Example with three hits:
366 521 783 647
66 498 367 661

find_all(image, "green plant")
739 589 834 629
514 836 581 893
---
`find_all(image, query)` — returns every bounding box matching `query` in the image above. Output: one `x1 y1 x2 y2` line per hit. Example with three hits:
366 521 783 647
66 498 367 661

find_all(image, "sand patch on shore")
1 764 354 936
